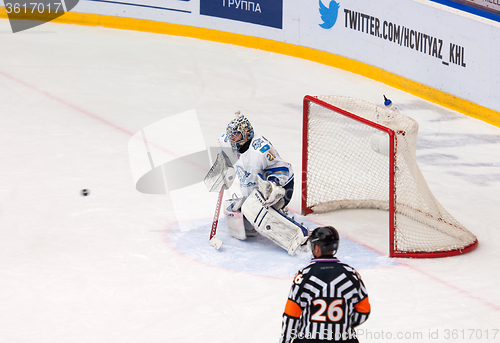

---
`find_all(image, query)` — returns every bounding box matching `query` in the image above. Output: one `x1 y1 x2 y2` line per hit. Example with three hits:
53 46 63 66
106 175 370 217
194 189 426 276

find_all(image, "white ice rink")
0 19 499 343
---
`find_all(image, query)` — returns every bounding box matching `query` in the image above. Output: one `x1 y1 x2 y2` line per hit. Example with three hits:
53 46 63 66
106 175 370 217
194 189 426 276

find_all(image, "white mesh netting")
304 95 477 256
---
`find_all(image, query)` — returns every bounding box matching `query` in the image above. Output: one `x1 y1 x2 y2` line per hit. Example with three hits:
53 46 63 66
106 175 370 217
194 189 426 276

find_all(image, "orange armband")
284 299 302 318
355 297 371 313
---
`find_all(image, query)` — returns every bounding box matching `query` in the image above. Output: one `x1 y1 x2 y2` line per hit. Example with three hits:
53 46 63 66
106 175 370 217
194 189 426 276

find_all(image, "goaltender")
214 111 308 255
280 226 371 343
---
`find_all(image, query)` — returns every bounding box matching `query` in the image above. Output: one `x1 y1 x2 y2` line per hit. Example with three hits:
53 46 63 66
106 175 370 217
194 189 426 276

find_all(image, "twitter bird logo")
319 0 340 29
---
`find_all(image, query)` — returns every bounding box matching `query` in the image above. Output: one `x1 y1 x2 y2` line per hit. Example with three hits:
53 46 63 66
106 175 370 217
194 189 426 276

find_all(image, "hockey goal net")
302 95 478 258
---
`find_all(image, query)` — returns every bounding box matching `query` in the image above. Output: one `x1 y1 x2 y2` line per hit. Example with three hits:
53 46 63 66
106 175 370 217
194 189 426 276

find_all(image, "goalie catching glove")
264 181 285 207
258 175 286 208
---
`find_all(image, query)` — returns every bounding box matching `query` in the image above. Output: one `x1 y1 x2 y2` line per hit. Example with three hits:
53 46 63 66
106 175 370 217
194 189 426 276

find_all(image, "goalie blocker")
241 189 309 255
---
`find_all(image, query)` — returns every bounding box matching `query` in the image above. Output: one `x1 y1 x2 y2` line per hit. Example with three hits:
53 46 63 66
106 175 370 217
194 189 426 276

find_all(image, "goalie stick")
209 187 224 249
204 152 235 250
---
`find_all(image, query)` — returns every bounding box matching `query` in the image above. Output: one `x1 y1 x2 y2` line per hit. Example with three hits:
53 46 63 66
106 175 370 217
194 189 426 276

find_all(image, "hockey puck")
81 189 90 196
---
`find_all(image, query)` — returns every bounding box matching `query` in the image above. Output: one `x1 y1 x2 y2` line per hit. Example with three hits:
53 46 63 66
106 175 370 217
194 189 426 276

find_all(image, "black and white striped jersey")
280 257 370 343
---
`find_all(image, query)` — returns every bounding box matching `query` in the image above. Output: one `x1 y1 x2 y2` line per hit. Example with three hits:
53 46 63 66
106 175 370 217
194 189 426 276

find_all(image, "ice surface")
0 20 499 342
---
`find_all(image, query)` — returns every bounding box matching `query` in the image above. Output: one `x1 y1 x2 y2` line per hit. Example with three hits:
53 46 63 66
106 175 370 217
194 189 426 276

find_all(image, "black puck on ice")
81 189 90 196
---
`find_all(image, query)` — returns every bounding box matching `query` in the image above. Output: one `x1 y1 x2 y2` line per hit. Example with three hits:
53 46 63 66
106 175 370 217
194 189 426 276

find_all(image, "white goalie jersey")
219 132 294 197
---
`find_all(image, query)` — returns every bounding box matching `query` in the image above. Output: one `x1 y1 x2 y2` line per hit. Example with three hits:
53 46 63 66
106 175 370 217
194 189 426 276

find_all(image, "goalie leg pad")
241 190 309 255
243 217 258 237
223 199 246 240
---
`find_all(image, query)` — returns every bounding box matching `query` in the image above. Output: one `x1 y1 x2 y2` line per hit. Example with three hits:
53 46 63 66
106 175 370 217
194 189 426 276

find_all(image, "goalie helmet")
226 111 254 151
309 226 339 256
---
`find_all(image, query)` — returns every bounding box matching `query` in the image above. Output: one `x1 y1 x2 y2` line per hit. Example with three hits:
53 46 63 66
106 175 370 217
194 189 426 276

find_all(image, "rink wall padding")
1 3 499 128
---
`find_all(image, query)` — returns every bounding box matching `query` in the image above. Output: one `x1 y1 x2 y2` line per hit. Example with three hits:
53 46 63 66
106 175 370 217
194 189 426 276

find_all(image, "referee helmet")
309 226 340 256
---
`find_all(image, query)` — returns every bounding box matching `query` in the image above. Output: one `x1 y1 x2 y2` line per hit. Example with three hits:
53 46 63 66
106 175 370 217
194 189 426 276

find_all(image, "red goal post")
301 95 478 258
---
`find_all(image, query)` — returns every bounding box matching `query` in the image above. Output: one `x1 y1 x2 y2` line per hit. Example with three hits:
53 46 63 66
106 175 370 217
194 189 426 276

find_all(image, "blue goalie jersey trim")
265 166 290 178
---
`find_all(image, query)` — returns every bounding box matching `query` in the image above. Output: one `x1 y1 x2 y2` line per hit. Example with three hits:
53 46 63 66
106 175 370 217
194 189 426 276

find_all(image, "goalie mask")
309 226 339 256
226 111 254 152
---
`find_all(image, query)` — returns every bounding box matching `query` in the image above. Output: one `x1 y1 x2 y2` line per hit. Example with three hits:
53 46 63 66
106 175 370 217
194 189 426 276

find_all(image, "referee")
280 226 371 343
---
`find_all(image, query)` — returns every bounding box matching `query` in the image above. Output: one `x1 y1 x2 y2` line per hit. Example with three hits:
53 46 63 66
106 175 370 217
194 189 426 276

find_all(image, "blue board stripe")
429 0 500 22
